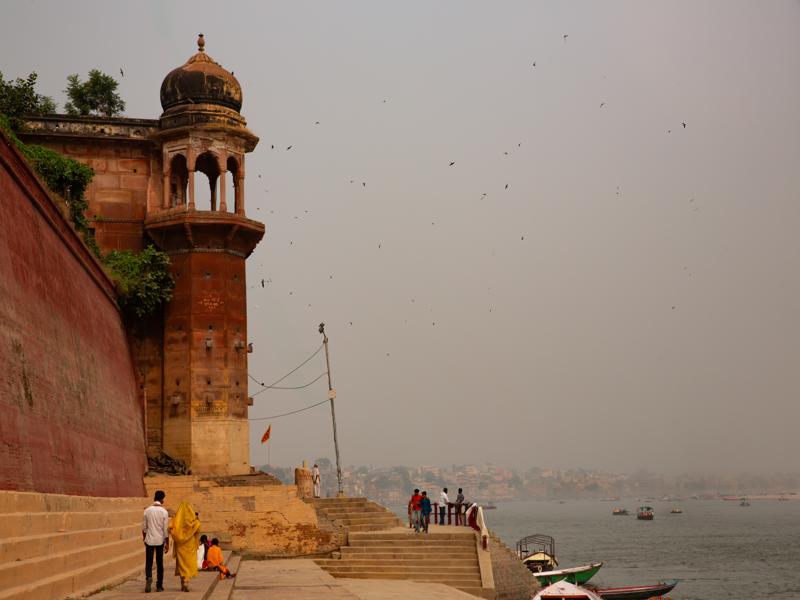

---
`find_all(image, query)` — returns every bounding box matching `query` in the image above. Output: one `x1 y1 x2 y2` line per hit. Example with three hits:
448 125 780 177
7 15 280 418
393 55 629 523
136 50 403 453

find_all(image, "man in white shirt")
142 490 169 593
439 488 450 525
312 464 321 498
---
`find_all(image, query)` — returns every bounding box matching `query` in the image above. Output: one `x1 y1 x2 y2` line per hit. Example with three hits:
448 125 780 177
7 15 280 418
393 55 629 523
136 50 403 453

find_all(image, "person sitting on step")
206 538 236 579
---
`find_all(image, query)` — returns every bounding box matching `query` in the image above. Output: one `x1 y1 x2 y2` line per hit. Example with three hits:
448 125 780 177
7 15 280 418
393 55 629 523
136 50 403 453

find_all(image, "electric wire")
251 371 327 397
248 343 323 390
249 398 330 421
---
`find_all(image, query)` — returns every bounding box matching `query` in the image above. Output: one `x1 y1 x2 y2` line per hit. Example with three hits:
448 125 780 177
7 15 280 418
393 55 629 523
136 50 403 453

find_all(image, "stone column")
219 170 228 212
162 172 170 209
188 170 195 210
210 174 218 211
295 462 313 499
235 176 244 215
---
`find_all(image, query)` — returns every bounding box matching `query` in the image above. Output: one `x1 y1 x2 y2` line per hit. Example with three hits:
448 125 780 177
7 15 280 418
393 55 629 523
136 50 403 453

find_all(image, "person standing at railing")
455 488 465 525
420 491 432 533
408 489 423 533
439 488 450 525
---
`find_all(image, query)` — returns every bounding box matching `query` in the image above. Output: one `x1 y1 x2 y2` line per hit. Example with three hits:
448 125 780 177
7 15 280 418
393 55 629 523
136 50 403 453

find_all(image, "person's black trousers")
145 544 164 586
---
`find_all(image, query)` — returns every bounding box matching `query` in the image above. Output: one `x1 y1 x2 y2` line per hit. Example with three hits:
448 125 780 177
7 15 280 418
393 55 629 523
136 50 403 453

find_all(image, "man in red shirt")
407 489 423 533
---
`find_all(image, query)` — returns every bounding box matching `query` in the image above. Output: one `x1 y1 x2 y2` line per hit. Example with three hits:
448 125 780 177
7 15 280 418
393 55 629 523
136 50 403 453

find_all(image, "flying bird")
449 162 455 166
600 102 605 108
532 61 536 67
682 122 686 128
119 68 124 78
362 182 366 187
563 34 569 41
505 184 509 190
286 145 292 150
315 121 320 125
261 279 265 288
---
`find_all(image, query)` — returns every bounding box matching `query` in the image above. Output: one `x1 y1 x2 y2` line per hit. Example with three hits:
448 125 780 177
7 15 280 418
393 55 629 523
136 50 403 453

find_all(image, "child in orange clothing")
206 538 236 579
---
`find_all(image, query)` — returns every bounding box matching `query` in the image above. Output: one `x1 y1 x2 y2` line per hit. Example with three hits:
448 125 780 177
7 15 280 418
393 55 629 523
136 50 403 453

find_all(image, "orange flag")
260 424 271 444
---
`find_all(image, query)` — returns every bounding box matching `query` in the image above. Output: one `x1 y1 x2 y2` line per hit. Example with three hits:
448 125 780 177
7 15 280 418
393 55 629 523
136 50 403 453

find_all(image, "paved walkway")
91 556 476 600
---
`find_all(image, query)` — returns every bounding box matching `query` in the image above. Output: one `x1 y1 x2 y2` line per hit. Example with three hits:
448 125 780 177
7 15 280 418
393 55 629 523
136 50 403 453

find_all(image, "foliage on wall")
103 246 175 319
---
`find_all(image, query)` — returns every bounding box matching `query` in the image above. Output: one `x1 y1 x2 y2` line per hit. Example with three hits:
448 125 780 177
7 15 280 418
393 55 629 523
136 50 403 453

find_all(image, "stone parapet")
143 474 338 556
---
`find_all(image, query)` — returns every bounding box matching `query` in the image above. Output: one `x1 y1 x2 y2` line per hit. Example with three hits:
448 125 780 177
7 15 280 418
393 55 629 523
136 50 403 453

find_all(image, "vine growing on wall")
103 246 175 319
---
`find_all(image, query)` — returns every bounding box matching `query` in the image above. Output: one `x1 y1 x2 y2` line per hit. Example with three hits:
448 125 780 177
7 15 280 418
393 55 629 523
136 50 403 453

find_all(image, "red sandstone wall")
0 133 146 497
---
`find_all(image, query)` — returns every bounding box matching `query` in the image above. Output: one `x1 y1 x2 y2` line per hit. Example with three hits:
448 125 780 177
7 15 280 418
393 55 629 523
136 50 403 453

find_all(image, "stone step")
349 531 475 541
316 560 479 572
340 548 477 559
0 491 147 515
331 516 401 526
324 570 481 585
0 546 141 600
309 500 369 509
318 506 392 516
319 556 479 566
0 536 140 590
345 523 404 532
348 539 475 548
207 554 242 600
0 523 140 563
0 510 142 538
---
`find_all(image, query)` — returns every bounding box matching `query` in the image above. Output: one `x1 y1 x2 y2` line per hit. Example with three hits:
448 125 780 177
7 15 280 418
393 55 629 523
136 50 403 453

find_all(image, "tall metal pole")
319 323 344 497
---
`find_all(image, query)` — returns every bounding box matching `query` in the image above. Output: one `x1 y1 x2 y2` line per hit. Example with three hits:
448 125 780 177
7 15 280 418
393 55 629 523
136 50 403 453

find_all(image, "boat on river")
533 580 603 600
595 580 679 600
669 507 683 514
517 534 558 573
533 562 603 586
612 507 629 516
636 506 654 520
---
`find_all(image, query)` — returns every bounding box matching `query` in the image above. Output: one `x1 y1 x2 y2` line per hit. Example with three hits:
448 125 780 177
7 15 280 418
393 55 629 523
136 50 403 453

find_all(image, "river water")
391 498 799 598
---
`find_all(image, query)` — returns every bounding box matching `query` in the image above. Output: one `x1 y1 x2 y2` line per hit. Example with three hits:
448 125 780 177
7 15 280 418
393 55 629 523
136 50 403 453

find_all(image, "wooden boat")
636 506 654 520
740 498 750 507
595 580 679 600
612 507 629 516
533 562 603 586
534 580 603 600
669 507 682 514
517 534 558 573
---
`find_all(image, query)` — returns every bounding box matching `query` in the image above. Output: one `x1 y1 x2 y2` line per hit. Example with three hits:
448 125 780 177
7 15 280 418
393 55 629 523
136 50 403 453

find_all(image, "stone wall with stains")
144 475 338 556
0 132 146 497
489 532 540 600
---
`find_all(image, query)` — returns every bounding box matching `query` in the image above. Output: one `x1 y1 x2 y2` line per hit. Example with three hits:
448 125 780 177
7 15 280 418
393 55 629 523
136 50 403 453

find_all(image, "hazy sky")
3 1 799 475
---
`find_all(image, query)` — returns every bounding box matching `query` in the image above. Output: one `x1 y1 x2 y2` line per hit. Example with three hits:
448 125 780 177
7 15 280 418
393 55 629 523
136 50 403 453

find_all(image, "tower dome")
160 34 242 112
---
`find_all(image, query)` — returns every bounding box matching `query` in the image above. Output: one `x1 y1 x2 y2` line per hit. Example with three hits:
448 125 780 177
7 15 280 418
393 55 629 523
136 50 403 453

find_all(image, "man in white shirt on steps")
439 488 450 525
142 490 169 593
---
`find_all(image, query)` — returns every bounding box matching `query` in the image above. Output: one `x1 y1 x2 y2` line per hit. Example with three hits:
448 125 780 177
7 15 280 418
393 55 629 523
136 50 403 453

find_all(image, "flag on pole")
260 424 271 444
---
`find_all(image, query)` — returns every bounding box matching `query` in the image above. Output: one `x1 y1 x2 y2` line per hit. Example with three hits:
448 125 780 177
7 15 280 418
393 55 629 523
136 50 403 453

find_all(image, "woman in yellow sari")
170 501 201 592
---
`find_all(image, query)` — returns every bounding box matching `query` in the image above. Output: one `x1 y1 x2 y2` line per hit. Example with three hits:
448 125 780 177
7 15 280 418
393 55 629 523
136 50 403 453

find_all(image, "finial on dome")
197 34 205 52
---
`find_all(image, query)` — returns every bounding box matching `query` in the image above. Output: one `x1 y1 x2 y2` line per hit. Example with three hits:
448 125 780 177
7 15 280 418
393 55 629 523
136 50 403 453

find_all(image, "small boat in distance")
670 507 683 514
612 507 629 516
740 497 751 507
534 581 603 600
532 562 603 586
595 580 679 600
637 506 654 520
483 503 497 510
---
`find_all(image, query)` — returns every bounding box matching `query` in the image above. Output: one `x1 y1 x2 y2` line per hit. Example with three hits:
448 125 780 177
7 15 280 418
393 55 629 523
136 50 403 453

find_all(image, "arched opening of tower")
194 152 221 211
226 156 240 214
169 154 188 208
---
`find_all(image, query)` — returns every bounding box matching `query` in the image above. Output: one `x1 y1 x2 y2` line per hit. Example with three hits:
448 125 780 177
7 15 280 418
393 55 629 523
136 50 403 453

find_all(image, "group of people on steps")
141 490 236 593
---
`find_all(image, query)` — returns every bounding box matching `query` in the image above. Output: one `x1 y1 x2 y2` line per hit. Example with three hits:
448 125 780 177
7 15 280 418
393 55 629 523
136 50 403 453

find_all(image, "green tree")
64 69 125 117
103 246 175 319
0 71 57 130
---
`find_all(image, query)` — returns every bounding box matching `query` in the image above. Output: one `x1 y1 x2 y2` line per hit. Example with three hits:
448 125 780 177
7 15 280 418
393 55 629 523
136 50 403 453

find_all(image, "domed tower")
145 35 264 475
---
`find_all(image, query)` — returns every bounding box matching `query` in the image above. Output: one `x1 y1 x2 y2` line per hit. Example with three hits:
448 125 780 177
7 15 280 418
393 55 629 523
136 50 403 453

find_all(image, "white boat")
533 580 603 600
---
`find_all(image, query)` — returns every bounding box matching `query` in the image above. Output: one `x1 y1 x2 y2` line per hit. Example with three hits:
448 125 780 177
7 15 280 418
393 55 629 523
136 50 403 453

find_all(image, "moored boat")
740 497 750 507
669 507 682 514
533 562 603 586
636 506 654 520
595 580 679 600
517 534 558 573
533 580 603 600
612 507 629 516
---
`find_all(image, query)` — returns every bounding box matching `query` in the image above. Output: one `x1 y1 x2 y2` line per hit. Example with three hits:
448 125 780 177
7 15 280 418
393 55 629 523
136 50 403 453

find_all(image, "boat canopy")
534 580 603 600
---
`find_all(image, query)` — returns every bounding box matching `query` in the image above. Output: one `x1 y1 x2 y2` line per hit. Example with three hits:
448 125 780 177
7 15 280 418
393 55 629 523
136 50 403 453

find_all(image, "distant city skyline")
3 1 798 475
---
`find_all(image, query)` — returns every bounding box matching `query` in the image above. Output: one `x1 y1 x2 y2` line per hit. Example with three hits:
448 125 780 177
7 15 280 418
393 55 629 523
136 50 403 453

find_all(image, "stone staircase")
307 497 403 533
315 528 492 598
0 491 147 600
